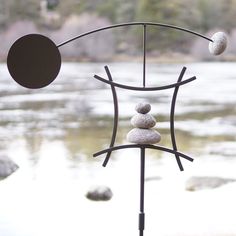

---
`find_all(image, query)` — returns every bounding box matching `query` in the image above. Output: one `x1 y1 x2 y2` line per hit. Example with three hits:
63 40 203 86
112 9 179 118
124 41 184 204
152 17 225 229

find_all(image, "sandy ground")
0 150 236 236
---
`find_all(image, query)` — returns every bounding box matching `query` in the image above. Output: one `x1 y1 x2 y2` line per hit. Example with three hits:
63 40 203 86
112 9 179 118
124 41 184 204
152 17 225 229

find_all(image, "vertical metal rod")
143 24 147 88
139 147 145 236
141 24 147 230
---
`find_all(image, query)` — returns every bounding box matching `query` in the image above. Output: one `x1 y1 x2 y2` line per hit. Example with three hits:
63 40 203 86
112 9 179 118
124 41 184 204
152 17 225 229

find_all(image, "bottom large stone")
127 128 161 144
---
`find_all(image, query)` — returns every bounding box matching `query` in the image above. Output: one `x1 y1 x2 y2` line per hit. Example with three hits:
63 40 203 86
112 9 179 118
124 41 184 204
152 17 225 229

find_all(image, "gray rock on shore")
0 155 19 180
145 176 162 182
185 176 236 191
86 185 113 201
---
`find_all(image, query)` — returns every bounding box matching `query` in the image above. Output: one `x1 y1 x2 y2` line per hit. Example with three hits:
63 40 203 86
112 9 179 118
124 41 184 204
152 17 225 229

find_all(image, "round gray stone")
135 103 151 114
131 113 156 129
127 128 161 144
185 176 236 191
86 185 113 201
209 32 227 55
0 155 19 180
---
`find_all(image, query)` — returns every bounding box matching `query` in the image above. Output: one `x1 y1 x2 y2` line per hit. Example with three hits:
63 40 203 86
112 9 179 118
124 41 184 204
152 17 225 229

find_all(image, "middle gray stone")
131 113 156 129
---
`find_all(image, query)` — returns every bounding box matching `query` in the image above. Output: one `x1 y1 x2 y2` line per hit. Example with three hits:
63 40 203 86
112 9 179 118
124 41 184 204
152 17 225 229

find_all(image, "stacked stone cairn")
127 103 161 144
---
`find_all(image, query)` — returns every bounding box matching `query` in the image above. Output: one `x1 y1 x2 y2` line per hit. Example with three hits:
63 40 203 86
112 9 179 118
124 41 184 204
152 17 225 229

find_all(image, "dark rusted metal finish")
7 21 214 236
56 22 213 48
90 23 200 236
7 34 61 89
94 74 196 91
102 66 119 167
93 65 195 169
170 67 187 171
93 144 194 162
143 24 147 88
139 147 145 236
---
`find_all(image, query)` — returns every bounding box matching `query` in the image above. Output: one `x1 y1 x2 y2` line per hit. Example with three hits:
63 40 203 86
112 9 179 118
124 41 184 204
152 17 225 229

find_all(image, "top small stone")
135 103 151 114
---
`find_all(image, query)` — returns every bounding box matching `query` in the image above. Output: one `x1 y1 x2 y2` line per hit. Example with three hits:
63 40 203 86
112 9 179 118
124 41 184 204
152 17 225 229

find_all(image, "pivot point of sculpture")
127 103 161 144
209 32 227 55
7 34 61 89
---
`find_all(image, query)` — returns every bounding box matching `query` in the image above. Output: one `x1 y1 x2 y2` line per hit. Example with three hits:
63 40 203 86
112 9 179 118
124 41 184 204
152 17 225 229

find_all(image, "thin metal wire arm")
93 74 196 91
102 66 119 167
170 67 187 171
56 22 213 48
93 144 194 162
142 24 147 88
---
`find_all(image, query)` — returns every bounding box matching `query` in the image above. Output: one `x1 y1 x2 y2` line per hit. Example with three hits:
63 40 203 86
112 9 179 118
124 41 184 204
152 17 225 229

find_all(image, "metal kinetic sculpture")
7 22 227 236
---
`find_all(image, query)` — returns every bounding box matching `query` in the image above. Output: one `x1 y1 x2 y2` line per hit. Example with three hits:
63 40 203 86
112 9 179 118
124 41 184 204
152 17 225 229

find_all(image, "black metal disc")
7 34 61 89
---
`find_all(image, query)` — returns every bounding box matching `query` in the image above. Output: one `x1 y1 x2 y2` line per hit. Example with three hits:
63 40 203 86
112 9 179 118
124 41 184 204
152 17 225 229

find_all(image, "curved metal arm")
57 22 213 48
93 144 194 162
94 74 196 91
102 66 119 167
170 67 186 171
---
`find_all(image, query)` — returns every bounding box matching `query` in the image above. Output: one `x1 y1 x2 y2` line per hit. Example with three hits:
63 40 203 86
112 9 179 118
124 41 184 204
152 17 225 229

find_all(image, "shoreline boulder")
185 176 236 191
0 155 19 180
86 185 113 201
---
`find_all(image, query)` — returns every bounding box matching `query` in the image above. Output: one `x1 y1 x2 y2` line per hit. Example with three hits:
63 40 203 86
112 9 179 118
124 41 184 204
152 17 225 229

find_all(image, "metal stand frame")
91 23 204 235
8 22 215 235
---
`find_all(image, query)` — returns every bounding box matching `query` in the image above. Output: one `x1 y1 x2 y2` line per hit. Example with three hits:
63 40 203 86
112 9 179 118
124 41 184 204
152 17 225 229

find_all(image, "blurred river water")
0 62 236 236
